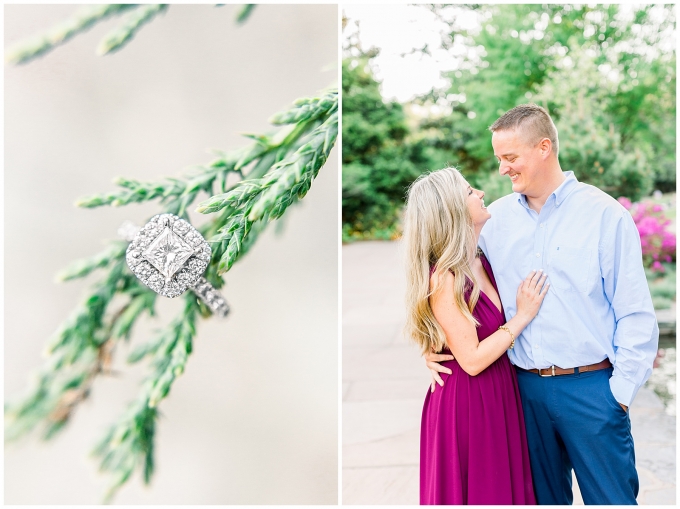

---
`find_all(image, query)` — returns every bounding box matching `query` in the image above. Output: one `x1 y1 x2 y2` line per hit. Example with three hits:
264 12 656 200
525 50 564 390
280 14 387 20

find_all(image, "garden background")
342 4 675 504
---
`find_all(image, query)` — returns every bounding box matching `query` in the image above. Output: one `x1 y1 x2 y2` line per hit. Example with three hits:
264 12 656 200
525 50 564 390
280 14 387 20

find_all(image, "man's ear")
538 138 552 158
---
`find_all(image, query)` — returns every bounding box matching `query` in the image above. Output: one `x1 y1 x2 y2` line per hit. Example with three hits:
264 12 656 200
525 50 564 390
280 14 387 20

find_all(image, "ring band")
118 216 229 317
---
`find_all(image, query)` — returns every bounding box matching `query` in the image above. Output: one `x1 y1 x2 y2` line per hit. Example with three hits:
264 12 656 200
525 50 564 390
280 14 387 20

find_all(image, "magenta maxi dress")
420 255 536 505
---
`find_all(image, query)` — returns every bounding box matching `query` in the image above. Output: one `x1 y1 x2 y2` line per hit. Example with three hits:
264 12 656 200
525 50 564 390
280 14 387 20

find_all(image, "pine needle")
5 4 138 65
97 4 168 56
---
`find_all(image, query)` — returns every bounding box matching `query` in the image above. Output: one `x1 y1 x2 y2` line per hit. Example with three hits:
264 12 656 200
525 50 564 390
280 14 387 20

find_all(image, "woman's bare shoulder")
429 269 459 317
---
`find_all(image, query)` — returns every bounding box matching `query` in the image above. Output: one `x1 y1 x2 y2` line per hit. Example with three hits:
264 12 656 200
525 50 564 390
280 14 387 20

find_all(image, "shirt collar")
515 171 579 209
552 171 579 206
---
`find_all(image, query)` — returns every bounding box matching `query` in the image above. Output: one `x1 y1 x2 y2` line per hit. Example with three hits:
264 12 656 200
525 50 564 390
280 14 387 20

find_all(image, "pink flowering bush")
618 197 676 273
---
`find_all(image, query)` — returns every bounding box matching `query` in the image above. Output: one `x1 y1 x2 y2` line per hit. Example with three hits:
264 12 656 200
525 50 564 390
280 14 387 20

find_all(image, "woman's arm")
430 269 548 377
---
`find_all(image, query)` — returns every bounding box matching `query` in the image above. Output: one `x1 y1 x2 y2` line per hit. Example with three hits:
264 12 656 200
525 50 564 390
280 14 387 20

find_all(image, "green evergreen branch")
5 4 138 65
94 400 157 503
97 4 168 56
5 4 255 65
56 242 127 282
111 290 157 341
250 110 338 221
74 91 338 214
5 255 157 442
94 296 198 501
7 2 333 501
196 93 339 215
45 258 127 364
197 106 338 272
5 347 99 442
7 88 336 501
269 90 338 125
76 168 221 220
235 5 256 25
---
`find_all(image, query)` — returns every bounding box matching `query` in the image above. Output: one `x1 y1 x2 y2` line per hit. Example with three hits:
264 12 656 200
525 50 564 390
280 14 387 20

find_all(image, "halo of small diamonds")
126 214 211 298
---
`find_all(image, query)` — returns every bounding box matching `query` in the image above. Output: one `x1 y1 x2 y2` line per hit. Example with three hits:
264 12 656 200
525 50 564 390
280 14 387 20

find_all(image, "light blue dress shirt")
478 171 659 407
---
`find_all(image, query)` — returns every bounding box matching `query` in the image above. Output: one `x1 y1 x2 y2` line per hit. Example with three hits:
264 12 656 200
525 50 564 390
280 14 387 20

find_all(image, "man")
425 104 658 505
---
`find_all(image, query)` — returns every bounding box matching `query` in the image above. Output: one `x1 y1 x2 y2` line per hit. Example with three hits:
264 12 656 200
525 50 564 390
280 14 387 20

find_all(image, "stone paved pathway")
343 240 676 505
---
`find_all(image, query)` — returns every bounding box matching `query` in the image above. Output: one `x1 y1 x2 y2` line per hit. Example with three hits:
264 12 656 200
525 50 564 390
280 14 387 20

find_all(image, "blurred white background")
4 4 338 504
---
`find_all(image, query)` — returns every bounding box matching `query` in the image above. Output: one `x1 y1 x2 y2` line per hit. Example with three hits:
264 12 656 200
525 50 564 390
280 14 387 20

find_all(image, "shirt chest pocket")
547 246 592 293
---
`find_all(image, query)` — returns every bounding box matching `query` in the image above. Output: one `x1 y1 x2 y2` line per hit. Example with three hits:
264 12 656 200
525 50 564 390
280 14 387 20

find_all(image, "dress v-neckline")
478 254 504 317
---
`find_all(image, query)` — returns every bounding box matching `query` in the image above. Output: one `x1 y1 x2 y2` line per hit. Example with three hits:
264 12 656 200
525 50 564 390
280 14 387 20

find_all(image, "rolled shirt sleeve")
600 210 659 407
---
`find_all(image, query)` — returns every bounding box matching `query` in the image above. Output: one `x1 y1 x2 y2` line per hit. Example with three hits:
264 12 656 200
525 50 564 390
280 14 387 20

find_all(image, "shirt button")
540 223 545 228
536 253 541 257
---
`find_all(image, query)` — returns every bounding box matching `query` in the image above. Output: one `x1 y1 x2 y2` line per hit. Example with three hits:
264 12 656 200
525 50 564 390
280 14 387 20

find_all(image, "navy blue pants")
515 366 639 505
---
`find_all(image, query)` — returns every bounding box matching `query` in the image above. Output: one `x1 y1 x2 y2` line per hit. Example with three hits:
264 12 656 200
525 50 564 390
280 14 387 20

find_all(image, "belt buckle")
539 365 556 377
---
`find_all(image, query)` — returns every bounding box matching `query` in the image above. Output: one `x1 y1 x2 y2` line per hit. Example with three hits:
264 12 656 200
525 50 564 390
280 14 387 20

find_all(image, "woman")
403 168 548 505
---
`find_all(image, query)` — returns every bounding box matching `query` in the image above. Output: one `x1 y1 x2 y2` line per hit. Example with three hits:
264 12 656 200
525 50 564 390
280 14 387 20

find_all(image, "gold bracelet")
498 325 515 349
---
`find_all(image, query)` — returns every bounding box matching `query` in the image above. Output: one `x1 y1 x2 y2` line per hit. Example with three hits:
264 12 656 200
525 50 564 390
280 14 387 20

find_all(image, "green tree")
530 45 652 200
425 4 675 195
342 54 428 240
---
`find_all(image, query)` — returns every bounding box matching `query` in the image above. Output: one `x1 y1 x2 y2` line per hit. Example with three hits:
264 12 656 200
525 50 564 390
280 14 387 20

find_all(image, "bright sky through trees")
343 5 477 102
343 4 673 103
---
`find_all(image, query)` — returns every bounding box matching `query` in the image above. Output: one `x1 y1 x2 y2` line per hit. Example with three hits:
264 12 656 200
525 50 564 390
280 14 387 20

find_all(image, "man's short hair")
489 104 559 156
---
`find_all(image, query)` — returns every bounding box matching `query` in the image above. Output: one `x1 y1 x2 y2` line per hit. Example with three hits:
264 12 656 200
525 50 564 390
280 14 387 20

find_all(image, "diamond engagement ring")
118 214 229 317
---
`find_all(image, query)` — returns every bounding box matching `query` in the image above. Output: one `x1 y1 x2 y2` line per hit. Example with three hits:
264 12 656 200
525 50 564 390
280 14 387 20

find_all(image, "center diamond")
143 227 195 279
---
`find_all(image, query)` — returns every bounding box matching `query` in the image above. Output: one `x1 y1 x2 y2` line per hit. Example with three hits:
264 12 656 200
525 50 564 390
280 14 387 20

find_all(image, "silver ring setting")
120 214 229 317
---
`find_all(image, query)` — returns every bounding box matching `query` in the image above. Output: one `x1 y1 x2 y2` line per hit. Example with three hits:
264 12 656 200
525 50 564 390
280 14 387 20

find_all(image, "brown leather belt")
518 358 612 377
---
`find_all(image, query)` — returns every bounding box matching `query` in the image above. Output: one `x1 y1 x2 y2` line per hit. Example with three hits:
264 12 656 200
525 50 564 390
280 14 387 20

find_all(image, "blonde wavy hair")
403 167 480 354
